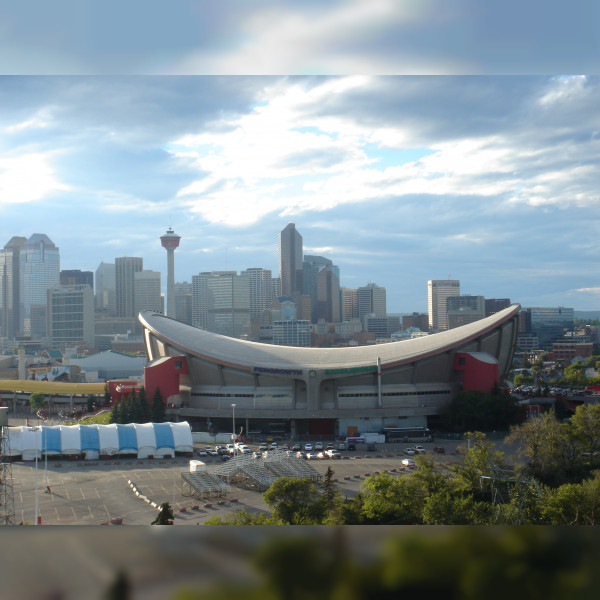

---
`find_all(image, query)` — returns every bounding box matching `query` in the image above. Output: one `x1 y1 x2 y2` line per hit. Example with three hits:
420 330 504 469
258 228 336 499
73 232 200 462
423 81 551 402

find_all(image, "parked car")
413 446 426 454
292 444 302 451
226 444 235 454
221 455 231 462
404 448 416 455
401 458 416 467
259 443 268 451
207 449 219 457
326 449 341 459
326 442 335 449
433 446 446 454
296 451 306 459
252 451 262 459
281 444 289 450
338 443 346 451
197 449 207 457
270 442 278 450
304 443 313 451
305 452 316 459
317 452 326 459
315 442 324 451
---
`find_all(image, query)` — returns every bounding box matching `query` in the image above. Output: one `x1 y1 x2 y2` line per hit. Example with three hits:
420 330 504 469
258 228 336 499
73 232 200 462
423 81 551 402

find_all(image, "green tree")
421 489 493 525
360 472 422 524
263 477 325 524
540 471 600 525
137 387 150 422
564 360 588 389
29 392 45 412
151 501 173 525
453 431 505 497
506 411 564 475
151 387 166 423
438 390 522 432
571 403 600 460
205 509 274 525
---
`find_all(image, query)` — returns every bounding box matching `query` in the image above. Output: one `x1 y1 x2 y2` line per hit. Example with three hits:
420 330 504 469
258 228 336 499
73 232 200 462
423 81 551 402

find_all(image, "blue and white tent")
4 422 193 460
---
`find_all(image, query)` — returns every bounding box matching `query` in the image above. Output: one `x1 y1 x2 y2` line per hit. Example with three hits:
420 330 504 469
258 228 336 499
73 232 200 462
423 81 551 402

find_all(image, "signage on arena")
253 366 303 376
324 366 377 376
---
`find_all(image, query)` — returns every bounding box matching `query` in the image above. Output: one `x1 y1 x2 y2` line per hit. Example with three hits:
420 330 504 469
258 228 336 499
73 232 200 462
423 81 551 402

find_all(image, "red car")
433 446 446 454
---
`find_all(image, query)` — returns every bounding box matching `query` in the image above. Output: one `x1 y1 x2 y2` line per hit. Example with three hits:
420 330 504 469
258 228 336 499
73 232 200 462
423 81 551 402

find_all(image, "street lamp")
231 403 236 453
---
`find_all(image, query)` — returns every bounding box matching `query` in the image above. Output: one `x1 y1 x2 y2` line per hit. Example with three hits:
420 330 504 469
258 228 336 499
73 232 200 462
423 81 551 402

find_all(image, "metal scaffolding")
0 426 16 525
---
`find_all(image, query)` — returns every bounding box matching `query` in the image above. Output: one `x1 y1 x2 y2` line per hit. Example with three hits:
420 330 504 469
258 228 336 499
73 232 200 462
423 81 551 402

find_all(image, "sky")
1 75 599 313
0 2 598 314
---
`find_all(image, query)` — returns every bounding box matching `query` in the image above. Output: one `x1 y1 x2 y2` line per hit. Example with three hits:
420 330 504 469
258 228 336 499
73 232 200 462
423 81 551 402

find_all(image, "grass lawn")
69 411 112 425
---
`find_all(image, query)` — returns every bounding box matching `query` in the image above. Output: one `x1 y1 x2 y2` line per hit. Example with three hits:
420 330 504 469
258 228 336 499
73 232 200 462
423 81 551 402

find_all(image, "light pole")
231 403 236 454
28 426 40 526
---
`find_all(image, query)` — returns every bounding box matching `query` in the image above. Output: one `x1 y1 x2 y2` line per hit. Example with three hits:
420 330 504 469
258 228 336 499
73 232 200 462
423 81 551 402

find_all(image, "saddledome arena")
139 304 520 439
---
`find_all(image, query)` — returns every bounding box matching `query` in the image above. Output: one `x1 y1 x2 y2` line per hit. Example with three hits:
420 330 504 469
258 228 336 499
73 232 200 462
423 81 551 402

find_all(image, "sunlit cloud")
0 151 70 204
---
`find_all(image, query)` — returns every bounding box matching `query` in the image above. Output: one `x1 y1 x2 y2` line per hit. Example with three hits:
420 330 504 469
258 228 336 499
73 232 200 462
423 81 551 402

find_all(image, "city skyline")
1 76 599 313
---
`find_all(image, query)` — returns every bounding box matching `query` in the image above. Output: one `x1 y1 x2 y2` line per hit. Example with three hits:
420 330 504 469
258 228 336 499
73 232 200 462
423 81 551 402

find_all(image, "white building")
428 279 460 332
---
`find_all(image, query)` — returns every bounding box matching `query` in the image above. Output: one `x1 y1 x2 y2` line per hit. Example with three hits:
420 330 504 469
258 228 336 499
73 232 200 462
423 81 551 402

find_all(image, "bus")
384 426 432 443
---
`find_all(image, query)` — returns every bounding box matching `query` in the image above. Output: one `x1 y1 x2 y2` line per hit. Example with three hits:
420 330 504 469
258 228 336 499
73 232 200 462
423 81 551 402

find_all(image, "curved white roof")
140 304 521 370
133 423 157 449
60 424 81 454
171 421 193 451
98 423 119 453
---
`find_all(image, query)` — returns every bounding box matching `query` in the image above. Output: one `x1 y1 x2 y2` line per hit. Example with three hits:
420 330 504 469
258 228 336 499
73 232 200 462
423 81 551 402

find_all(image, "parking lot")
9 440 463 525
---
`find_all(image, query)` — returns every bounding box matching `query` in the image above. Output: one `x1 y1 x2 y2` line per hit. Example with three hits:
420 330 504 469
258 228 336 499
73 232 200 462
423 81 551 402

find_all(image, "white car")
315 442 324 451
401 458 416 467
404 448 416 455
326 449 341 459
258 443 268 451
304 443 313 451
207 449 219 457
305 452 316 459
413 446 426 454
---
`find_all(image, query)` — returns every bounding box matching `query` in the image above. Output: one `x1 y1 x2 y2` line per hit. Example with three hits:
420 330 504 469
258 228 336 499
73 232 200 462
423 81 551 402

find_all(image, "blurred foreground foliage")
172 527 600 600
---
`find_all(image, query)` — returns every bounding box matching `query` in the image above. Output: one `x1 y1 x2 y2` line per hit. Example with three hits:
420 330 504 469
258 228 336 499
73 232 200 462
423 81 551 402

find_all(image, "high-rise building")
48 284 95 349
192 272 210 329
341 287 358 321
528 306 575 349
243 268 273 322
134 270 162 315
21 234 60 338
402 312 429 331
357 283 386 321
206 272 250 338
174 282 193 326
95 262 116 315
303 255 341 323
278 223 303 299
115 257 143 318
0 236 27 338
446 295 485 329
428 279 460 332
60 270 93 289
160 227 181 318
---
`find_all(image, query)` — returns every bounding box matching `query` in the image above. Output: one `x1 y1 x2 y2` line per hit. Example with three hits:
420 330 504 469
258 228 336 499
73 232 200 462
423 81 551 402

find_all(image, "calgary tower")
160 226 181 318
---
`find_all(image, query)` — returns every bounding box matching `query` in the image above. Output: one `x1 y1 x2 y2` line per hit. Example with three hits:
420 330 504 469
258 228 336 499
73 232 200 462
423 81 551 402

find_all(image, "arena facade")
139 304 520 439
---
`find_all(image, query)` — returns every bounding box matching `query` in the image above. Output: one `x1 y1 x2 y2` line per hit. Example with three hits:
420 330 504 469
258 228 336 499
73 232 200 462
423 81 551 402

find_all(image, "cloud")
0 151 70 205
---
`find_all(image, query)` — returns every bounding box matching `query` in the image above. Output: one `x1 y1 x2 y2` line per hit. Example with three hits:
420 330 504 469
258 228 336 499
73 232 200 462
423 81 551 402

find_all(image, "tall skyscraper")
95 262 116 314
341 287 358 321
303 255 340 323
160 226 181 318
21 234 60 338
0 236 26 338
206 271 250 338
357 283 386 321
134 270 162 315
174 281 193 325
278 223 303 299
192 272 210 329
243 268 273 322
115 257 143 318
428 279 460 332
48 284 95 349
